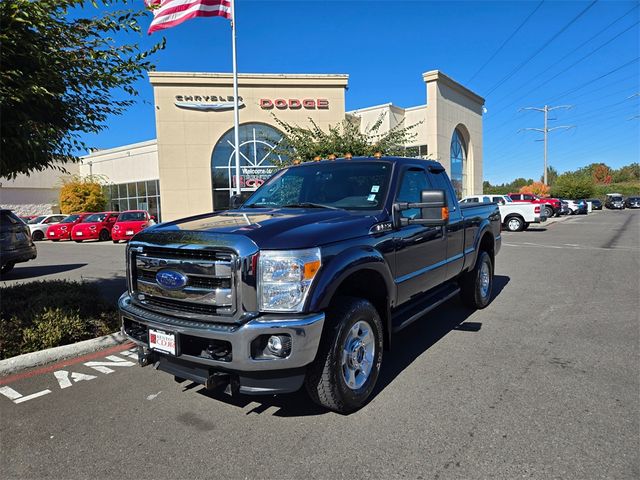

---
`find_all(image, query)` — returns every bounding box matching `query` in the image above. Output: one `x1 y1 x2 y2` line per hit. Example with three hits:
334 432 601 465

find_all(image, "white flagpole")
231 0 241 197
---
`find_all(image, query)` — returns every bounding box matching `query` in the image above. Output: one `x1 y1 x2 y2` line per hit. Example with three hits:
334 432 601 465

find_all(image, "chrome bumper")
118 293 324 372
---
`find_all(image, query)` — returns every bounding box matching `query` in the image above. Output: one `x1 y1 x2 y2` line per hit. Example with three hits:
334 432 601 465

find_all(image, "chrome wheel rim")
508 219 520 231
341 320 375 390
479 261 491 299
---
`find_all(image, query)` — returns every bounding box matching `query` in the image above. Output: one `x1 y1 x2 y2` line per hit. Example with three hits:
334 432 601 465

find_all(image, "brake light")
535 206 541 213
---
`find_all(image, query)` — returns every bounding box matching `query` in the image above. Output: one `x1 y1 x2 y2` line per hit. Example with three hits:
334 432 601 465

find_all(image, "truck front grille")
130 246 236 319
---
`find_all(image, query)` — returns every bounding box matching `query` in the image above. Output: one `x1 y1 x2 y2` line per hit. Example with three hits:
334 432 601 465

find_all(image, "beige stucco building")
1 70 484 221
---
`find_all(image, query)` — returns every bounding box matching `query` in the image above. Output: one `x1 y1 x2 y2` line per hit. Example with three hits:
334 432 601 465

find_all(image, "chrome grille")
130 247 236 318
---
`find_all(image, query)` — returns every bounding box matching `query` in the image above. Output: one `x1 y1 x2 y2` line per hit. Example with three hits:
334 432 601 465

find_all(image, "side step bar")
391 283 460 333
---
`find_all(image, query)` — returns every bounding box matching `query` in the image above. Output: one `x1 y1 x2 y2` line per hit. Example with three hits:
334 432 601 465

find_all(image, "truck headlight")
258 248 321 312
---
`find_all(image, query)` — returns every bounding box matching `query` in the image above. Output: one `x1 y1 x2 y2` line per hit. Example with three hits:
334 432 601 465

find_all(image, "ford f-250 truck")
120 156 501 413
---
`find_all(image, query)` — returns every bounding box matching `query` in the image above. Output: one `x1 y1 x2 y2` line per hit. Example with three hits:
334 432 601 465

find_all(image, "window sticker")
367 194 376 202
371 185 380 193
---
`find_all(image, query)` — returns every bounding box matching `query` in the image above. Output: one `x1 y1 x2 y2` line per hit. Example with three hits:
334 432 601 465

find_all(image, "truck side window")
396 168 429 219
483 196 491 203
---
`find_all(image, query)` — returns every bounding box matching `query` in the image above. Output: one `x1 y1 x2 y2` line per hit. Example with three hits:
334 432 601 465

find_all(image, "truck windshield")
243 161 392 210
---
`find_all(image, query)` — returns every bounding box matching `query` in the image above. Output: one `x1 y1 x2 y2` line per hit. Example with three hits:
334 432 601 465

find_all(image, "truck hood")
139 208 381 250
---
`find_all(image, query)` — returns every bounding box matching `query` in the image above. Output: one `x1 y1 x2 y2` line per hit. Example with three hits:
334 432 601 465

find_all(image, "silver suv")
27 214 67 241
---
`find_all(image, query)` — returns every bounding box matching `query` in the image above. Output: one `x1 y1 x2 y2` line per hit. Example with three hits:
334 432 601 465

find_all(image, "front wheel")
460 250 494 309
74 240 83 243
99 229 110 241
112 240 119 244
32 230 44 241
544 206 554 218
305 297 383 414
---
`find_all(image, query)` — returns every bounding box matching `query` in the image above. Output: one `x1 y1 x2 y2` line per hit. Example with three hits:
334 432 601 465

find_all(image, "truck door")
393 166 447 305
428 170 465 280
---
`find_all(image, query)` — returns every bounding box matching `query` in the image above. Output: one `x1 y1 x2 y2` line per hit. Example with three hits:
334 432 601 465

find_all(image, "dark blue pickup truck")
120 156 501 413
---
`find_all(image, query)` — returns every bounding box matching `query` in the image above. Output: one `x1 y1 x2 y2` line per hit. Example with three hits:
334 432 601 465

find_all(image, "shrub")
0 280 119 359
520 181 550 197
550 173 595 199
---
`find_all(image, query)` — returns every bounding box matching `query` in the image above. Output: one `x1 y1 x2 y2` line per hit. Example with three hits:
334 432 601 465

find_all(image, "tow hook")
137 346 155 367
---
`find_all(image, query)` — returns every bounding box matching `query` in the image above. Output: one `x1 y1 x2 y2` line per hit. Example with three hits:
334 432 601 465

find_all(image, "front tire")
460 250 494 309
99 229 110 241
305 297 383 414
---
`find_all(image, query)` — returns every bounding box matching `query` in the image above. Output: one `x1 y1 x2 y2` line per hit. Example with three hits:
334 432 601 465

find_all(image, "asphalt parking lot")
1 210 638 479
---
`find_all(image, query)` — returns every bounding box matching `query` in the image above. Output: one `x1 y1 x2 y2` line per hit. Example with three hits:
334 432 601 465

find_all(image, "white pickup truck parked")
460 194 546 232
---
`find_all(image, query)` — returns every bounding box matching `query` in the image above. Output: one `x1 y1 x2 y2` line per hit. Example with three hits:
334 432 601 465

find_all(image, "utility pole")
519 105 575 185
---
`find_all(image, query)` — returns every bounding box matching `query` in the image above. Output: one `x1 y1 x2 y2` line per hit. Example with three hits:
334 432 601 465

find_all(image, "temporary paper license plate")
149 329 176 355
126 230 134 235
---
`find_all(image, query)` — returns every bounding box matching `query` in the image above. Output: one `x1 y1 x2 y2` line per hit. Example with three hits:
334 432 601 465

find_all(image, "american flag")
145 0 232 34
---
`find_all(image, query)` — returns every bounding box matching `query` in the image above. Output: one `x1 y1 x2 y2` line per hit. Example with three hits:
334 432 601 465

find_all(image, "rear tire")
1 263 15 274
32 230 44 241
460 251 494 309
305 297 383 414
505 216 524 232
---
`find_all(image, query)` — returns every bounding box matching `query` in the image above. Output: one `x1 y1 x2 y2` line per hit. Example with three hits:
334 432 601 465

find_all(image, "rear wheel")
51 239 59 242
305 297 383 414
460 250 493 309
99 229 110 241
112 240 119 244
1 263 15 274
505 216 524 232
32 230 44 241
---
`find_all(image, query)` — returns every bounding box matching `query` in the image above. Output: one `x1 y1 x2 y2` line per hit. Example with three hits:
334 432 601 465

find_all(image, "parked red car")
46 213 91 241
111 210 155 243
71 211 119 242
508 193 562 218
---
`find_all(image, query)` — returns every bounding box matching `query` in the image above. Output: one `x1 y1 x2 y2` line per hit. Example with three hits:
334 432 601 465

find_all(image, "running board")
391 283 461 333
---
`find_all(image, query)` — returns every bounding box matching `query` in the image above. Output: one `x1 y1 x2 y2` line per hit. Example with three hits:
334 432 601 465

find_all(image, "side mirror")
230 194 243 209
150 215 156 221
394 189 449 227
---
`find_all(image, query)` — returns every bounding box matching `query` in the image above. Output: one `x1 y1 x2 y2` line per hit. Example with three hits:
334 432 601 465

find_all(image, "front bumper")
118 293 325 373
72 229 99 240
112 230 135 241
48 229 70 240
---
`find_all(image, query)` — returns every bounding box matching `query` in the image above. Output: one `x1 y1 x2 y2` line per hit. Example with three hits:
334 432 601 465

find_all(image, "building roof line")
81 139 157 159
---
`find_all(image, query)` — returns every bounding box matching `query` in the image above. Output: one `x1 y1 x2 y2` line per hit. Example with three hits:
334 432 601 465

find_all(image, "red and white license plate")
126 230 134 235
149 329 176 355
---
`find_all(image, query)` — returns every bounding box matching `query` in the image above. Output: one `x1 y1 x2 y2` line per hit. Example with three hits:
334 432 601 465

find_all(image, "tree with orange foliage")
520 181 550 197
592 164 612 184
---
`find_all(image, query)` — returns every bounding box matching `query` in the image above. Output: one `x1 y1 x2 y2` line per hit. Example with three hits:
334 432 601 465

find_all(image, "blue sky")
85 0 639 184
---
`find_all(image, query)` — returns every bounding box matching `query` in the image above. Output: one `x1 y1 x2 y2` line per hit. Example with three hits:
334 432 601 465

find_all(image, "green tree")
612 163 640 183
0 0 164 179
59 176 106 213
551 173 595 199
272 113 421 164
540 165 558 186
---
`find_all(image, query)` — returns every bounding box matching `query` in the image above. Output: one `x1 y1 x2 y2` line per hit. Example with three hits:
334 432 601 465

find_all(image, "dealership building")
0 70 485 221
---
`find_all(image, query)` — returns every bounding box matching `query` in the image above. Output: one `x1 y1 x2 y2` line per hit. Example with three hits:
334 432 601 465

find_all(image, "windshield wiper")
282 202 341 210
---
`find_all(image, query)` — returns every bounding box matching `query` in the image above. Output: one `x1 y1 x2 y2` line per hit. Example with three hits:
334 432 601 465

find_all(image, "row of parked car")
20 210 155 243
459 192 634 232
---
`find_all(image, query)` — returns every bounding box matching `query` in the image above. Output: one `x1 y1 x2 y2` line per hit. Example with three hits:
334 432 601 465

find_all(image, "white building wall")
79 140 159 184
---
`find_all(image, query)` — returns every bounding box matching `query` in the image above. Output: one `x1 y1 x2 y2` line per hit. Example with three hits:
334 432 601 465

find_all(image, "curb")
0 332 130 377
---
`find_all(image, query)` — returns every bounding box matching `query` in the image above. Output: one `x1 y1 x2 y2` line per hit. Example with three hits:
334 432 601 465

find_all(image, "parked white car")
26 214 67 241
460 194 546 232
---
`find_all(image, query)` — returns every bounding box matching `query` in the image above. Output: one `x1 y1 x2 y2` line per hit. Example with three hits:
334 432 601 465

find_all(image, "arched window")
211 123 286 209
450 128 466 198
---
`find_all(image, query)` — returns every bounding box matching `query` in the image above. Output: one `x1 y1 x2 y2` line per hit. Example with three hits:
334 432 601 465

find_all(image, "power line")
486 19 639 118
546 56 640 103
466 1 545 83
488 3 640 111
485 0 599 96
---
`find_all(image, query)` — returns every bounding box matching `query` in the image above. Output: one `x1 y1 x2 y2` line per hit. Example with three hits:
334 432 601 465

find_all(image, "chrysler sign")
174 95 244 112
260 98 329 110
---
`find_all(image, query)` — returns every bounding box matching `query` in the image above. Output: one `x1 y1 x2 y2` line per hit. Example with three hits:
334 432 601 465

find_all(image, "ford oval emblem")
155 270 188 290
